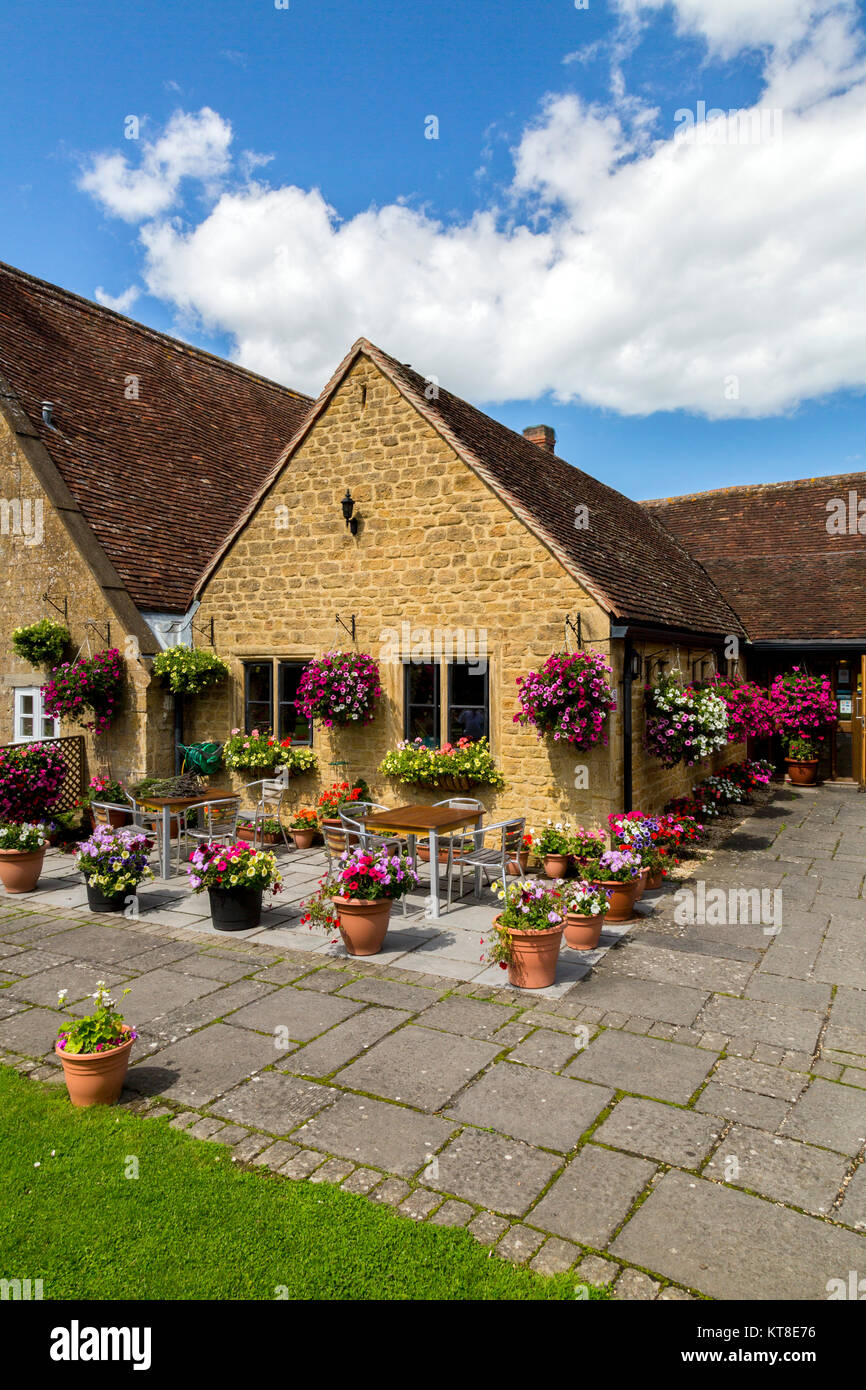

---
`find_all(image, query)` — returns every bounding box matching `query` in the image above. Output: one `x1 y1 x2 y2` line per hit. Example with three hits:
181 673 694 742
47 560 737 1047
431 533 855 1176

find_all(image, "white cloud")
79 14 866 420
614 0 850 60
93 285 141 314
79 108 232 222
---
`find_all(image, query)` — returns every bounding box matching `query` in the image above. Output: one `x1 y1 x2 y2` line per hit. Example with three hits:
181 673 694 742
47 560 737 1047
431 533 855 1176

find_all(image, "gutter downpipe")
611 624 633 814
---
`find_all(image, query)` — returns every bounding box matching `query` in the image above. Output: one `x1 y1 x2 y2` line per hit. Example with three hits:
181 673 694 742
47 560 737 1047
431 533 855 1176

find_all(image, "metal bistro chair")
338 807 413 918
450 817 528 908
242 779 292 853
340 802 413 859
121 792 180 877
424 797 484 904
179 797 242 861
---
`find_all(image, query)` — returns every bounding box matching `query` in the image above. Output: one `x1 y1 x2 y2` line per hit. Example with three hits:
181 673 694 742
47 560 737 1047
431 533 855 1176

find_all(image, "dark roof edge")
0 374 159 656
641 470 866 507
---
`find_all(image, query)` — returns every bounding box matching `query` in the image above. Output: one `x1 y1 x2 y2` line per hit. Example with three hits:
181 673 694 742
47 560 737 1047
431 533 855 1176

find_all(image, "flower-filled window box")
379 737 505 790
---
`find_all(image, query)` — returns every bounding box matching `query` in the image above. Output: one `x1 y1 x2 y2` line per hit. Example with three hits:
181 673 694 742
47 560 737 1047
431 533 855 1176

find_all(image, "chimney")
523 424 556 453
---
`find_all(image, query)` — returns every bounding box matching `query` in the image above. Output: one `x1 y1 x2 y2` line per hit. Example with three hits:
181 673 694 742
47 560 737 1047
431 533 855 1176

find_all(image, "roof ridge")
0 259 314 404
642 470 866 505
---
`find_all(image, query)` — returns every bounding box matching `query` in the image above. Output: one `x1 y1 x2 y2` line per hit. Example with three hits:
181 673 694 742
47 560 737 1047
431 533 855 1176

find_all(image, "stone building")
2 261 861 823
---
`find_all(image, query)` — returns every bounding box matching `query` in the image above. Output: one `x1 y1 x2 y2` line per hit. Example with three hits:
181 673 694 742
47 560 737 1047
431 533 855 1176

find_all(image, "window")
243 662 273 733
278 662 312 744
13 687 59 742
447 662 489 743
404 663 440 745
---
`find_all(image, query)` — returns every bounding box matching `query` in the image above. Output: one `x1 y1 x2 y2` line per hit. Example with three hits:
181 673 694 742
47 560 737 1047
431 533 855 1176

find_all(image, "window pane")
448 662 489 742
244 663 273 733
278 662 312 744
404 663 440 744
21 694 34 715
20 716 34 738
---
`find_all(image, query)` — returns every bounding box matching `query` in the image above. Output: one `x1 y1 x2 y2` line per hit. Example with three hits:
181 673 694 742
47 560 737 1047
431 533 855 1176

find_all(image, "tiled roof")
643 475 866 641
373 346 746 636
0 261 313 612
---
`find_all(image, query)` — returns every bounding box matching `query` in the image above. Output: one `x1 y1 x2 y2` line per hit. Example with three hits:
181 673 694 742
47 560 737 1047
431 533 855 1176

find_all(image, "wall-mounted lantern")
341 489 358 536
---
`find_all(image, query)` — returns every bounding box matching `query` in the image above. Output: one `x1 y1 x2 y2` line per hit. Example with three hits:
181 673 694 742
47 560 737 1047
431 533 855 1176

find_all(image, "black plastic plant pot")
208 886 263 931
85 880 129 913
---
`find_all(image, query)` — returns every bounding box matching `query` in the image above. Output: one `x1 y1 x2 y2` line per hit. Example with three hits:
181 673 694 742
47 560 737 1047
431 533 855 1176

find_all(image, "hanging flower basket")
770 669 837 748
153 645 230 697
514 650 616 749
11 619 70 668
298 651 382 728
700 674 776 742
42 648 125 733
644 670 729 767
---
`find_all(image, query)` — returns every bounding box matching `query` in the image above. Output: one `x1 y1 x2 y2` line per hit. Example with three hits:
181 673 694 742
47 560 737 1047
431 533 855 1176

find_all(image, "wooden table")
139 790 235 880
357 804 482 919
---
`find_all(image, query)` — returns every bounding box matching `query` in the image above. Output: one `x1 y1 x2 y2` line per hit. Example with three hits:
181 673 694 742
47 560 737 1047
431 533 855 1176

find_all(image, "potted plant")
560 879 611 951
535 821 574 878
82 773 129 828
298 651 382 728
379 737 505 792
223 729 318 777
507 829 533 875
55 982 137 1107
570 825 606 871
785 736 820 786
644 670 729 767
289 807 319 850
75 825 153 912
316 779 371 833
770 669 837 763
186 840 282 930
152 644 230 697
486 878 565 989
0 821 50 893
42 647 125 733
238 815 281 845
514 649 616 748
301 844 419 956
591 848 643 923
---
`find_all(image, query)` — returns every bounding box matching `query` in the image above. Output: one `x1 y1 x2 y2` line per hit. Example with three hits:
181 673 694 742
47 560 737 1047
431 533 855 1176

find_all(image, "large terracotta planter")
647 869 665 891
635 868 649 901
494 914 564 989
0 846 46 894
563 911 605 951
543 853 570 879
591 877 640 924
786 758 819 786
291 829 316 850
335 896 392 956
507 850 529 875
208 886 263 930
417 844 455 864
56 1026 135 1108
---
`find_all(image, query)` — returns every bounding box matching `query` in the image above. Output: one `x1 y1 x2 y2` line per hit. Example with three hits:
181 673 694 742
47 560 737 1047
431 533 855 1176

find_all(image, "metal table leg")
160 809 172 881
428 827 441 919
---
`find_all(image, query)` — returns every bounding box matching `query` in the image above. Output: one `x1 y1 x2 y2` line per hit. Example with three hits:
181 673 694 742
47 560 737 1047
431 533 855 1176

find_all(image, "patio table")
356 804 482 919
139 789 235 880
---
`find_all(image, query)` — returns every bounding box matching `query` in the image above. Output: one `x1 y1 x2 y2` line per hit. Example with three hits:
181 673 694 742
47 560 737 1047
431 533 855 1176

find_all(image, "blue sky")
1 0 865 498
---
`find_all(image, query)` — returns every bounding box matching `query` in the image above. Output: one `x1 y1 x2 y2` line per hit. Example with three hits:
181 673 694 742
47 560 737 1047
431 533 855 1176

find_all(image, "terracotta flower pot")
506 850 529 875
647 869 664 891
563 911 605 951
0 846 46 894
291 829 316 850
56 1026 135 1108
591 878 640 924
334 896 393 956
785 758 819 786
543 853 570 879
417 845 454 864
635 867 649 900
494 914 563 989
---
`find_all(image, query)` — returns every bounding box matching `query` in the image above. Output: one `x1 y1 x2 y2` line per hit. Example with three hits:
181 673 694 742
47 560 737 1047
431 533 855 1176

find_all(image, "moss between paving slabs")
0 1068 607 1300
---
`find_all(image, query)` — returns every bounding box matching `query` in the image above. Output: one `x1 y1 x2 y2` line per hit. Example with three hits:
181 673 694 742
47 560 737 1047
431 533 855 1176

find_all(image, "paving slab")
605 940 754 994
109 967 224 1025
611 1168 866 1301
696 995 822 1053
283 1006 411 1077
335 1024 499 1109
594 1096 723 1168
745 973 833 1013
565 1029 716 1104
425 1127 561 1216
530 1144 656 1246
209 1071 337 1133
507 1028 581 1072
838 1164 866 1230
694 1082 792 1131
411 996 517 1040
0 1005 63 1057
704 1124 849 1215
710 1056 808 1102
565 973 708 1027
126 1022 292 1105
336 976 444 1011
294 1093 455 1178
4 962 132 1008
39 924 161 964
223 986 362 1041
781 1077 866 1155
446 1061 612 1152
828 986 866 1034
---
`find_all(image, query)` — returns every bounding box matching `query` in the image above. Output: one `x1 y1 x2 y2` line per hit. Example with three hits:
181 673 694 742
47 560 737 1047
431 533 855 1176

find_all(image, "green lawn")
0 1067 604 1300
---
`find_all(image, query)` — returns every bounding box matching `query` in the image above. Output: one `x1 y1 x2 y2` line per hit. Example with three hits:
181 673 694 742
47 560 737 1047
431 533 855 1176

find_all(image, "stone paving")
1 781 864 1300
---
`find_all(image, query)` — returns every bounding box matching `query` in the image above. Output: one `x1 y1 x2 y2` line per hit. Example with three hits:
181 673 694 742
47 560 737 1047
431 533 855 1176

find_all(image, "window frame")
13 686 59 743
446 661 490 744
277 660 313 745
403 661 441 745
243 661 274 734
